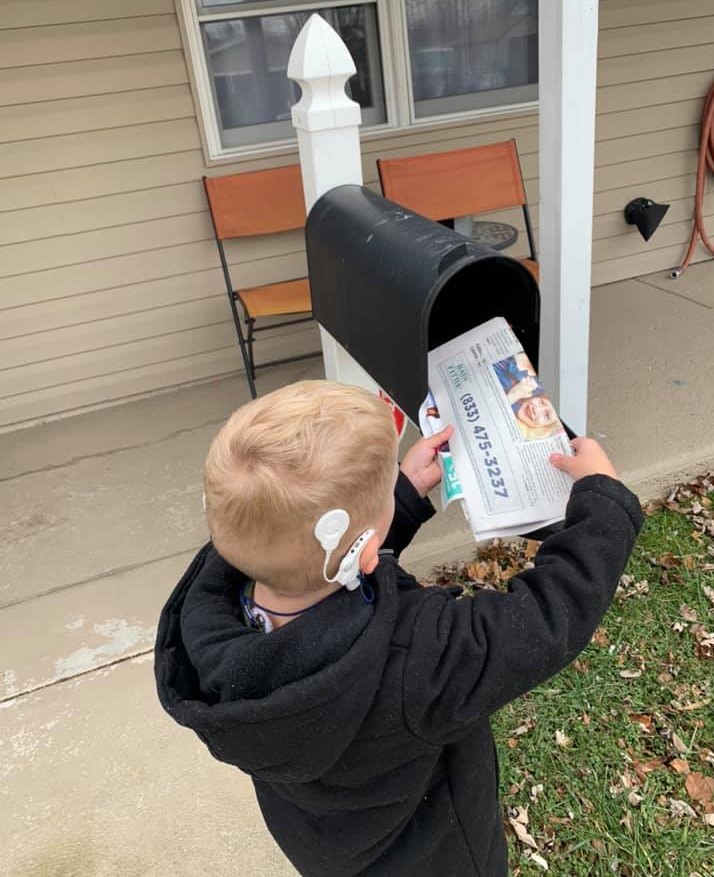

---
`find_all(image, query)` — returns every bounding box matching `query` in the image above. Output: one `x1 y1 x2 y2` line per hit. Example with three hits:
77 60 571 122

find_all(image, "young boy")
154 380 643 877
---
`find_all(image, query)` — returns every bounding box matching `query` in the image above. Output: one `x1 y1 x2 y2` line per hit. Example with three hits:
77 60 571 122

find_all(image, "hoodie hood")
155 544 399 783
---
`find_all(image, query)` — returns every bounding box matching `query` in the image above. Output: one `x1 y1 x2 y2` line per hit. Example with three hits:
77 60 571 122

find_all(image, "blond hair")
204 380 398 595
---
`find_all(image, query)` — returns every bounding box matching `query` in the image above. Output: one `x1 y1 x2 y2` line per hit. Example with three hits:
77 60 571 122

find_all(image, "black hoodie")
155 472 642 876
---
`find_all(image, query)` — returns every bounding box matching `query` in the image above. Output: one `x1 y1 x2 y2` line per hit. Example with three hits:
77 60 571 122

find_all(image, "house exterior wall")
0 0 712 430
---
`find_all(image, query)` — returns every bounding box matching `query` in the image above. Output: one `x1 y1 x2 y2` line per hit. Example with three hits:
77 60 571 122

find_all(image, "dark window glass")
201 4 385 148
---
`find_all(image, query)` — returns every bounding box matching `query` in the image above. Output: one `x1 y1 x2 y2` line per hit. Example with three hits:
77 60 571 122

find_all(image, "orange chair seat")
237 278 311 319
520 259 539 282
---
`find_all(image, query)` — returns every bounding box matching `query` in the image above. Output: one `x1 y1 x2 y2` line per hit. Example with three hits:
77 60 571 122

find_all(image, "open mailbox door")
305 185 541 424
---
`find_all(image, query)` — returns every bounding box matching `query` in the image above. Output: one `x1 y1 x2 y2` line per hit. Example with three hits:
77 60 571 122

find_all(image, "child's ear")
358 533 380 576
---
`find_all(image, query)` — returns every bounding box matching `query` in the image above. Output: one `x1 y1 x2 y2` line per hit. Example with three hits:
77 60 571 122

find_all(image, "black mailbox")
306 185 540 423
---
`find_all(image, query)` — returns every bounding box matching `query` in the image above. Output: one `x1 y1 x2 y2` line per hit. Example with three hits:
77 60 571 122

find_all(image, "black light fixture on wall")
624 197 669 242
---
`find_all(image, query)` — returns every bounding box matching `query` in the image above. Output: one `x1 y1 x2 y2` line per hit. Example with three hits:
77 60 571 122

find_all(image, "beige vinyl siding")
592 0 714 284
1 0 712 431
0 4 319 431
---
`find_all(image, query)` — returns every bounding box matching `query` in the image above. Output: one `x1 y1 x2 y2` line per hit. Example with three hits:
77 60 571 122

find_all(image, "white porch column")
287 14 379 395
538 0 599 436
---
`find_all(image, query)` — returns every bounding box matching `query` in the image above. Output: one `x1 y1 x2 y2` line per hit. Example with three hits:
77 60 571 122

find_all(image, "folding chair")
377 140 538 281
203 165 317 398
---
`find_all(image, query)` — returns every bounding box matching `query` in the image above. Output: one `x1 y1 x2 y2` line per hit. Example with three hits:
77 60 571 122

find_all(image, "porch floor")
2 262 713 876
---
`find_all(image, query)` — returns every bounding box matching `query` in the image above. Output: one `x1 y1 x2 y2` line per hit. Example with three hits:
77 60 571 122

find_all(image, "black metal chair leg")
228 296 257 399
246 317 257 380
238 331 258 398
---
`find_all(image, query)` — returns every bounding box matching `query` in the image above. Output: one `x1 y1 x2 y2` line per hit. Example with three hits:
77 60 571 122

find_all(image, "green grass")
489 501 714 876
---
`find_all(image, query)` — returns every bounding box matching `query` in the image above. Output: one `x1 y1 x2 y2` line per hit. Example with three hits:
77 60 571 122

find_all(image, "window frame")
176 0 538 163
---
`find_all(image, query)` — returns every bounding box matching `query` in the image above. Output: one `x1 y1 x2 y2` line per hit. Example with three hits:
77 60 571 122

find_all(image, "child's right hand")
549 437 619 482
400 426 454 498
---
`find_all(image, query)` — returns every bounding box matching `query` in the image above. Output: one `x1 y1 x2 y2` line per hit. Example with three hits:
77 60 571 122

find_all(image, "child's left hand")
400 426 454 498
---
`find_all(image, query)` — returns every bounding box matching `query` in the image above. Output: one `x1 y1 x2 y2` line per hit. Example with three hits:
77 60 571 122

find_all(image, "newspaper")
420 317 574 541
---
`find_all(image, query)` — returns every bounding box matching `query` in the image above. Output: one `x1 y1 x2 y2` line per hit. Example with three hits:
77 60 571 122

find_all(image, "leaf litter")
434 470 714 870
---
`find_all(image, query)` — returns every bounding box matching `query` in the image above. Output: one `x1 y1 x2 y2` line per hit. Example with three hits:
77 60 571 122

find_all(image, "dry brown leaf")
658 671 674 684
682 555 697 571
670 758 691 775
591 627 610 647
669 798 697 819
628 713 654 733
695 633 714 660
619 669 642 679
633 758 665 782
620 772 636 790
616 576 650 599
627 790 643 807
685 772 714 810
527 851 549 871
680 605 699 623
702 585 714 606
509 816 538 850
671 698 711 712
703 813 714 826
581 712 591 726
512 716 535 737
465 561 491 581
672 732 690 754
530 783 544 803
657 553 681 569
555 730 571 748
525 539 539 559
507 738 519 750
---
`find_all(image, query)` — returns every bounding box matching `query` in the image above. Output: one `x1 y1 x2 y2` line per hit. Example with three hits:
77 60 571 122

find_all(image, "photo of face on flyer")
492 354 564 441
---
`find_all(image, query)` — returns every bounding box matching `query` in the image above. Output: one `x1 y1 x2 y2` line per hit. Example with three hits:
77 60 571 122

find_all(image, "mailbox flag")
378 389 407 440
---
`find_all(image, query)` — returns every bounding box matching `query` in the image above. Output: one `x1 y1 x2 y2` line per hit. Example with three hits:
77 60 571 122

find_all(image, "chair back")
203 164 307 240
377 140 527 222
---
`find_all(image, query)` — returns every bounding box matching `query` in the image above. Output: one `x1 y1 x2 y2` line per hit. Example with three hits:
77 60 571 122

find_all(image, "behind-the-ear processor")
314 509 375 591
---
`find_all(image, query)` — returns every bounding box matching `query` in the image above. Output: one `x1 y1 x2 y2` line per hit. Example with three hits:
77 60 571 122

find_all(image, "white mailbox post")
287 14 382 399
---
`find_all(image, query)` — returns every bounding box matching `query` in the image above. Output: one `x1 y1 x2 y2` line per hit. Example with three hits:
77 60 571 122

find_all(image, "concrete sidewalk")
2 264 713 875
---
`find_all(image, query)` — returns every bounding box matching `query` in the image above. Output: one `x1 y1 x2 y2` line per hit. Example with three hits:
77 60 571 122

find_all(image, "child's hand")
549 437 619 482
400 426 454 498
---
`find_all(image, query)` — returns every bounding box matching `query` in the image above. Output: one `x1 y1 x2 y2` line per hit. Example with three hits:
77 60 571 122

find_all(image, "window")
405 0 538 120
180 0 538 158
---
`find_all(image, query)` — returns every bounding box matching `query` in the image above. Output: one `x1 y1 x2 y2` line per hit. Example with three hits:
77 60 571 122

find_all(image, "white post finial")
288 14 363 211
289 14 379 397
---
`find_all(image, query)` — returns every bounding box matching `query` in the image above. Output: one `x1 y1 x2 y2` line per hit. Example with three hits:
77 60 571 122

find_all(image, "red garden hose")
672 79 714 278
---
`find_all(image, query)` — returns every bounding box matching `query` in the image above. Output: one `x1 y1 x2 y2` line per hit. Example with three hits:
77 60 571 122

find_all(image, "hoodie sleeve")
383 471 436 558
402 475 643 744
